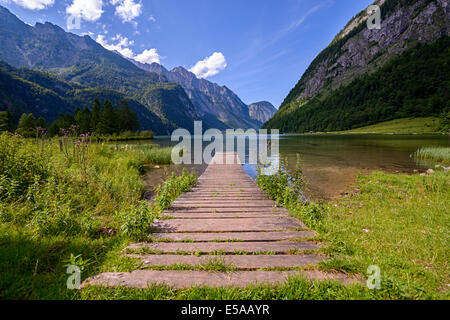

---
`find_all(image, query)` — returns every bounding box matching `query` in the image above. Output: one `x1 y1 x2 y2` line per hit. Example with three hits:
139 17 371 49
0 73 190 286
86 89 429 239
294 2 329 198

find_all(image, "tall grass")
0 132 195 299
414 147 450 164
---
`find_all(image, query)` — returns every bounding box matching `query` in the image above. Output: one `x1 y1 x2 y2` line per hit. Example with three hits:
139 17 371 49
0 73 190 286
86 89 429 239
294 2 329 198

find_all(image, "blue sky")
0 0 373 108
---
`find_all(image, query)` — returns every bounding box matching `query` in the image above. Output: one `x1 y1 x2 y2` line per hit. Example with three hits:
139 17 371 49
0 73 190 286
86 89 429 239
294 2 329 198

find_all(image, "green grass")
2 132 448 300
415 147 450 165
93 131 154 142
256 165 450 300
0 133 196 299
335 117 442 134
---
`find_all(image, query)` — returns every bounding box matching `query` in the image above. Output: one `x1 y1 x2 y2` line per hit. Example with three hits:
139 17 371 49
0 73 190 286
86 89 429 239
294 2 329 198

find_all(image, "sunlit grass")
257 166 450 300
0 133 197 299
335 117 442 134
415 147 450 164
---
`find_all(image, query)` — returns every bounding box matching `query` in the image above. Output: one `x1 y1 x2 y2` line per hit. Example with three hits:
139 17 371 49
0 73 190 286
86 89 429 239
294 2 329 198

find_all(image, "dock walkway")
83 153 355 288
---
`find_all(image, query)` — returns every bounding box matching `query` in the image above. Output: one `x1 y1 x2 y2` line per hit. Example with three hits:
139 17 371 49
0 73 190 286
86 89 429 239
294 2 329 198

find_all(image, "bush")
154 169 197 211
256 157 324 229
0 133 47 200
117 202 157 241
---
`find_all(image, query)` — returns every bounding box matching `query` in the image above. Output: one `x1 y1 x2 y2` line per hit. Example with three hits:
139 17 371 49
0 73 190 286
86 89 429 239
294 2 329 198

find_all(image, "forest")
264 36 450 133
0 98 146 139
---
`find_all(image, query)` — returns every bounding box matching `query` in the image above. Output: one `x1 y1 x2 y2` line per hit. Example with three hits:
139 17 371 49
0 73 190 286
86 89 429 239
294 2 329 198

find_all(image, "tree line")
0 98 140 138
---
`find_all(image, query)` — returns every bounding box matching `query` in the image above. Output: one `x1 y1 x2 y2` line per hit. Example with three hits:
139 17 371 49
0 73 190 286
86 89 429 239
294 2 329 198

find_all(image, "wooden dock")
83 153 356 289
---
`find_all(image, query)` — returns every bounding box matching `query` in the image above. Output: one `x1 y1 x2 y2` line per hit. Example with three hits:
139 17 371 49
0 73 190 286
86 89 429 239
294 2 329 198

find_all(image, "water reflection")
130 134 450 200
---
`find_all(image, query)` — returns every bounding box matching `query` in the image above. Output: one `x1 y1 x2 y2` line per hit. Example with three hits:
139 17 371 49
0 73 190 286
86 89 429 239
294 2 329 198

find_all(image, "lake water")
138 134 450 201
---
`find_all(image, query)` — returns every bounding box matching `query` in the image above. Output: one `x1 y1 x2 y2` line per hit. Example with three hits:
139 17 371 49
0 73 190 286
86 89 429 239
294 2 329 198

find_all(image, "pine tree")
48 113 65 136
0 110 14 132
36 116 48 129
119 100 139 132
97 100 116 135
90 98 101 133
75 106 91 134
16 113 37 137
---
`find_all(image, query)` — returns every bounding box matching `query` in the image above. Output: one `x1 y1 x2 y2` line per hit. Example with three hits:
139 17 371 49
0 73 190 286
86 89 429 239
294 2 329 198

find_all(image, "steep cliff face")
133 61 262 129
281 0 449 108
248 101 277 124
264 0 450 133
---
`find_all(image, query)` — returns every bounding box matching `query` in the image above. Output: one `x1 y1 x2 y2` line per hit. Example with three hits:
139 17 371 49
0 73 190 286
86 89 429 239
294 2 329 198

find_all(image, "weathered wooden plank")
126 241 318 254
151 231 316 242
128 254 325 269
152 217 307 232
82 270 360 289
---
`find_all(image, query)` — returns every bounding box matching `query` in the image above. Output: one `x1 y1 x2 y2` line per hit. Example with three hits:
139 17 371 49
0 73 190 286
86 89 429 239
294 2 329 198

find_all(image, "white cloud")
6 0 54 10
66 0 104 22
110 0 142 23
96 34 134 58
134 48 160 64
189 52 227 78
81 31 94 37
96 34 161 64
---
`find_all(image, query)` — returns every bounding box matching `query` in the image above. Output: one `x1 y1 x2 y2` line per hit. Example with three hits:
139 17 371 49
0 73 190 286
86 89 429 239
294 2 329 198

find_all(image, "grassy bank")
256 163 449 299
335 117 442 134
92 130 154 142
0 133 195 299
415 147 450 165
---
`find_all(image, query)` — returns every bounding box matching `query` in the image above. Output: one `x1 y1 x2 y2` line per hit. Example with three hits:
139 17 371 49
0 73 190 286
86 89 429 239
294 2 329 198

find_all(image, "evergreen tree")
119 100 139 132
64 113 75 129
0 110 14 132
36 116 48 129
75 106 91 134
16 113 37 137
48 113 65 136
97 100 116 135
90 98 101 133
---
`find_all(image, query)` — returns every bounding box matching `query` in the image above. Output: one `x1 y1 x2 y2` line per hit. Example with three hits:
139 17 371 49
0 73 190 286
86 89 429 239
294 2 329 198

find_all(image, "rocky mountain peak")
0 5 29 31
248 101 277 124
281 0 450 108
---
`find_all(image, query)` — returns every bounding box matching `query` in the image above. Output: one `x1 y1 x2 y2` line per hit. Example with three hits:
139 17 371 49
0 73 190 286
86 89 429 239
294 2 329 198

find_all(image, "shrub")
154 169 197 211
117 202 157 241
0 133 47 199
256 156 324 229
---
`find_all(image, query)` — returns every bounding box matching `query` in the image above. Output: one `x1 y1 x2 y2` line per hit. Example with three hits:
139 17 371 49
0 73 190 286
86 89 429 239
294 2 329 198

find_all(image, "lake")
135 134 450 201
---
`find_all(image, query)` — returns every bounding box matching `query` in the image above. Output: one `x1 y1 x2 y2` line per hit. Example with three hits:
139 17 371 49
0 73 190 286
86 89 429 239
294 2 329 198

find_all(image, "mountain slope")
0 60 171 134
133 61 262 129
0 5 200 134
265 37 450 132
248 101 277 124
265 0 450 133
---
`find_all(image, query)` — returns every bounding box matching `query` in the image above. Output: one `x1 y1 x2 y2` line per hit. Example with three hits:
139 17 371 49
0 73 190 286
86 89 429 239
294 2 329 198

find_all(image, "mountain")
0 5 204 134
0 60 171 134
248 101 277 124
264 0 450 133
132 61 263 129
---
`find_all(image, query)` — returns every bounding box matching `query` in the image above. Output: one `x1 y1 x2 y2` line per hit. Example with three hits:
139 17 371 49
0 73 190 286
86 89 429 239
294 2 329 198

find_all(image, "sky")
0 0 374 108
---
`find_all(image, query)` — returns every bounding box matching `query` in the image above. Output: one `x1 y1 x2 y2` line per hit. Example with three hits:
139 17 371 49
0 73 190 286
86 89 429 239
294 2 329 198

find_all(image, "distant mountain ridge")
0 59 170 133
0 5 270 134
132 60 265 129
248 101 277 124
